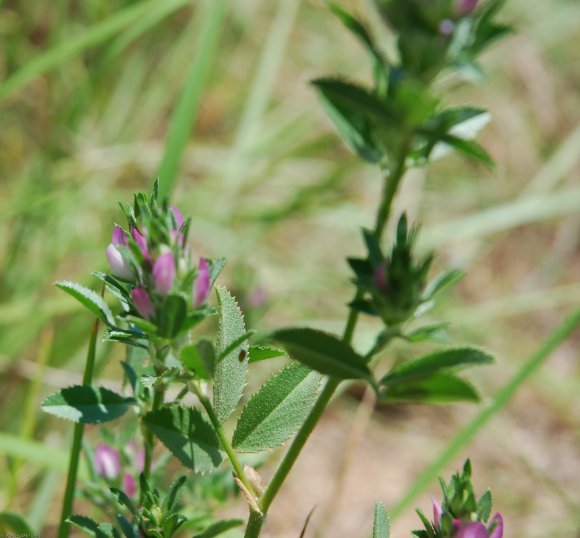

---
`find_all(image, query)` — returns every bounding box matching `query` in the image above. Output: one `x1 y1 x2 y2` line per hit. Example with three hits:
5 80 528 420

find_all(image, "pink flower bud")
126 440 145 472
112 225 128 246
123 473 137 498
194 257 211 306
488 513 503 538
432 499 442 529
94 444 121 480
374 261 387 293
455 522 489 538
171 205 184 229
132 287 155 320
457 0 478 15
106 244 134 280
153 252 175 295
131 227 150 261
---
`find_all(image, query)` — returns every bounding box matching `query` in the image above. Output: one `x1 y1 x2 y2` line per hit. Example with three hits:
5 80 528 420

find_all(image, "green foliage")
248 345 286 363
381 347 494 386
42 386 135 424
56 281 116 326
272 327 371 380
181 339 215 380
158 294 187 338
232 363 321 452
0 511 36 535
372 502 390 538
381 373 479 404
193 519 244 538
68 515 120 538
213 287 249 423
143 406 223 473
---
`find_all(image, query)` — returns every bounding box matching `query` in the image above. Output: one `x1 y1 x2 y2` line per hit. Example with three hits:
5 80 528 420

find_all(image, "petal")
106 244 134 280
112 225 128 246
131 227 150 261
94 444 121 480
122 473 137 498
131 287 155 320
153 252 175 295
488 513 503 538
194 257 211 306
455 522 489 538
171 205 184 229
432 499 442 528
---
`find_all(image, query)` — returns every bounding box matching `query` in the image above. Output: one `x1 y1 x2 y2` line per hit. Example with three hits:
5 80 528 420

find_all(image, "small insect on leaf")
239 349 247 362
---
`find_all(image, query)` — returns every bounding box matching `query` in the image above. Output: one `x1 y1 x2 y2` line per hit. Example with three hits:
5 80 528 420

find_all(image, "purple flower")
112 225 128 246
374 261 387 293
194 257 211 306
153 252 175 295
455 522 489 538
131 227 150 261
94 444 121 480
123 473 137 498
457 0 478 15
106 244 134 280
171 205 184 229
132 287 155 320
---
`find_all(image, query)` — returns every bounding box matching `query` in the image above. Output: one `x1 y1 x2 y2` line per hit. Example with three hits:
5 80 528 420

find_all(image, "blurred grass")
0 0 579 535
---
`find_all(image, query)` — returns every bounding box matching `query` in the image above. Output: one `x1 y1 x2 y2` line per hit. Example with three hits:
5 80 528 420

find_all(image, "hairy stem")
57 318 100 538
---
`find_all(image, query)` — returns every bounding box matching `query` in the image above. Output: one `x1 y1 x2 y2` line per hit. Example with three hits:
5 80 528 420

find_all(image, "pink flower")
171 206 184 229
131 227 150 261
153 252 175 295
457 0 478 15
123 473 137 498
433 500 442 529
194 257 211 306
94 444 121 480
132 287 155 320
112 225 128 246
455 522 489 538
106 244 134 280
488 513 503 538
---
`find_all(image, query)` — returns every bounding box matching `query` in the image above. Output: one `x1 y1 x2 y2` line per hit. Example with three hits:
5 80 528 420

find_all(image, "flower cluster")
414 460 503 538
101 186 220 340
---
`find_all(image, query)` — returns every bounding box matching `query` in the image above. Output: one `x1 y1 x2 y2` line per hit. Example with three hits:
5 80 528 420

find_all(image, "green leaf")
0 511 35 535
213 287 249 423
423 269 465 300
159 294 187 338
143 406 223 473
405 323 450 343
478 489 493 522
381 347 494 386
193 519 244 538
372 502 390 538
380 373 479 404
232 363 321 452
248 345 286 363
272 327 371 380
42 386 135 424
68 515 121 538
312 78 389 163
56 280 115 326
181 339 215 380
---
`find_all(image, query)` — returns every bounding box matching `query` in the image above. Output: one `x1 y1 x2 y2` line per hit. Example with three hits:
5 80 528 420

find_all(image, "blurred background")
1 0 579 536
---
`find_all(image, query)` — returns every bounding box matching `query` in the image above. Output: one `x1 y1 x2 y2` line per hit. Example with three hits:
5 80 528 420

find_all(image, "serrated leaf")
213 287 248 423
193 519 244 538
56 280 115 326
0 511 35 535
42 386 135 424
143 406 223 473
272 327 371 380
373 502 390 538
381 373 479 404
68 515 120 538
405 323 450 343
248 345 286 363
232 363 321 452
381 347 494 386
478 489 493 522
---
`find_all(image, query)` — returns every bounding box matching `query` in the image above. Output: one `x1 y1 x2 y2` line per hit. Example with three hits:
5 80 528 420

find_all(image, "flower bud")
194 257 211 306
432 499 442 529
94 444 121 480
153 252 175 295
123 473 137 498
106 244 134 280
171 205 184 229
112 225 128 246
132 287 155 320
455 521 489 538
488 513 503 538
457 0 478 15
131 227 150 261
374 261 387 293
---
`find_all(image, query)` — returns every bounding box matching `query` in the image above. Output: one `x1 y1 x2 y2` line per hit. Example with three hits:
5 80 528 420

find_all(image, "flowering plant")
31 1 514 537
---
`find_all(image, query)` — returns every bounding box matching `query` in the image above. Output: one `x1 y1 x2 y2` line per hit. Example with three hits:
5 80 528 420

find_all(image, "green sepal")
41 385 136 424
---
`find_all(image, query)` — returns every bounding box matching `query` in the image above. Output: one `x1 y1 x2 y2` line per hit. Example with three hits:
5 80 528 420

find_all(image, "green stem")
192 382 257 499
244 149 411 538
57 318 100 538
142 380 165 482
